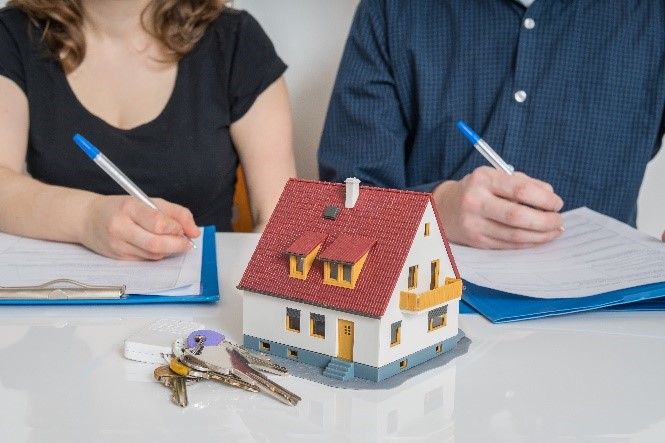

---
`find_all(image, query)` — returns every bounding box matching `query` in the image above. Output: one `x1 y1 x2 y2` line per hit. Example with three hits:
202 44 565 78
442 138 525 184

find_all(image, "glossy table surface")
1 233 664 443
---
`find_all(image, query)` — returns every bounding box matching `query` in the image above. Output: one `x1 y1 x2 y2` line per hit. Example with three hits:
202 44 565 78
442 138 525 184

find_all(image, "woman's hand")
433 166 565 249
81 195 200 260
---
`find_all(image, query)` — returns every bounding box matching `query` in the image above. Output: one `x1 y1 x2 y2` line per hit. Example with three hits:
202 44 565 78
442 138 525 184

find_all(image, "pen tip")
456 120 481 145
72 133 100 159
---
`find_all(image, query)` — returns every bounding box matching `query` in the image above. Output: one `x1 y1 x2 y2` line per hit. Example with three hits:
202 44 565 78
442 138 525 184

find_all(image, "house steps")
323 358 355 381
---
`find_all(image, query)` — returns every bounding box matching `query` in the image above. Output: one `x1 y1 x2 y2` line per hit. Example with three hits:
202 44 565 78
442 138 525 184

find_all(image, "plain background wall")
234 0 359 183
1 0 662 238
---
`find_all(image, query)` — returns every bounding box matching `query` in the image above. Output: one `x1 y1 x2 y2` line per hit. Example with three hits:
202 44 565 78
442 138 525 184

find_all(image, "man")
319 0 665 248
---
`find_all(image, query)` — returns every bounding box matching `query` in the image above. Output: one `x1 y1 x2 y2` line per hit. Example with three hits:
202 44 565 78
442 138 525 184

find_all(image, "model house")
237 178 463 382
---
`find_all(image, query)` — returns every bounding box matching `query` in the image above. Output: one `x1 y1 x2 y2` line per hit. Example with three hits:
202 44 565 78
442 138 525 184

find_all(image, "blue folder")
459 299 478 314
462 280 665 323
0 226 219 305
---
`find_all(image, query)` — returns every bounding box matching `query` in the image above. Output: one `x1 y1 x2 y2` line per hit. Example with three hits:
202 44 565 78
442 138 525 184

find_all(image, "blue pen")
457 120 514 175
73 133 197 248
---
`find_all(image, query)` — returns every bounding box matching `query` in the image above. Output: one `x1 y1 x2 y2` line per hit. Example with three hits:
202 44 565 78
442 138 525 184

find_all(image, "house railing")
399 278 463 312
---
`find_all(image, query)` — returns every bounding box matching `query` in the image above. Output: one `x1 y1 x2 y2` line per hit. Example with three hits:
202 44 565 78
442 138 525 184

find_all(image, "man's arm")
318 0 410 189
318 0 564 249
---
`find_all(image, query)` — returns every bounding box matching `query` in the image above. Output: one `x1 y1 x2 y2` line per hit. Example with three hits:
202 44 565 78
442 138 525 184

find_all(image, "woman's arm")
0 75 92 243
230 76 296 232
0 76 198 259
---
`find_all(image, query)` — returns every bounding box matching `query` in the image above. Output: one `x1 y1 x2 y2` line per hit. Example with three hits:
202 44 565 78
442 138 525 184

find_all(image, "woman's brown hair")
7 0 228 73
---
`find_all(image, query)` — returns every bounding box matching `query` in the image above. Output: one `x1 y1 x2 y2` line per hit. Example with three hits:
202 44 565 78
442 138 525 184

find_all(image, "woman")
0 0 296 259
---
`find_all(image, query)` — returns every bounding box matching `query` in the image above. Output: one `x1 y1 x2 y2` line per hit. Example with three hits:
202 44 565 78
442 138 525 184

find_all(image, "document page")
0 232 203 295
450 207 665 299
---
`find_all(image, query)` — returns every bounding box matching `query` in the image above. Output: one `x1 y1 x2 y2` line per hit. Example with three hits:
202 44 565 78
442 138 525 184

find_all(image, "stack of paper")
0 226 219 305
452 208 665 322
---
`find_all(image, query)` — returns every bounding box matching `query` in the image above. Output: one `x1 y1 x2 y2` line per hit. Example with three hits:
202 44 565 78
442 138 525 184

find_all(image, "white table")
1 233 664 442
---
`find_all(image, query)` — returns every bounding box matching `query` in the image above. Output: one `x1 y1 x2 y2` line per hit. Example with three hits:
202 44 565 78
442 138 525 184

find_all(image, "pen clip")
0 279 126 300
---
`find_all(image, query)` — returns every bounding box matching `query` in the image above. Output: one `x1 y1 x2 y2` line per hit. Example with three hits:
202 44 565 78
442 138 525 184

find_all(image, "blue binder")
462 280 665 323
0 226 219 305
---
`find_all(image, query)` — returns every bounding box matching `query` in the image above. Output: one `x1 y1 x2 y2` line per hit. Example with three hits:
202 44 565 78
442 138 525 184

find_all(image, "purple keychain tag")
186 329 225 348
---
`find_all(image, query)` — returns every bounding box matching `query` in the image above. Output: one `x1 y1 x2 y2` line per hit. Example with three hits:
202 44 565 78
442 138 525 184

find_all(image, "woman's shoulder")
0 6 38 56
0 6 31 30
206 7 270 43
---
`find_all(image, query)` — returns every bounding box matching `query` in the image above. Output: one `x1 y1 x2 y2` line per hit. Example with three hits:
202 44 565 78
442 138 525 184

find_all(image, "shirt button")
514 90 527 103
524 18 535 29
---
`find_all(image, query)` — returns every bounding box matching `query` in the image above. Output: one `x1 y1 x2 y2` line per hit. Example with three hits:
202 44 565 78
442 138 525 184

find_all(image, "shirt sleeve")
228 11 287 123
0 11 27 94
318 0 439 191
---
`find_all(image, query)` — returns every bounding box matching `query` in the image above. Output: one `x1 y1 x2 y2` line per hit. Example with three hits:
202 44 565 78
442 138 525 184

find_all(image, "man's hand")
80 196 200 260
433 166 565 249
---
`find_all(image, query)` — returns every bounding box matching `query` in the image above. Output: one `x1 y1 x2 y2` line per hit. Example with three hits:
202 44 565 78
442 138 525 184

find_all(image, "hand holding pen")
73 134 200 260
430 121 565 249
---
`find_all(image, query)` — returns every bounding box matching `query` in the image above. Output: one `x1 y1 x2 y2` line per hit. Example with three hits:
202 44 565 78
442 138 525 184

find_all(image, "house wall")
243 202 462 370
234 0 358 182
375 202 461 367
243 291 382 367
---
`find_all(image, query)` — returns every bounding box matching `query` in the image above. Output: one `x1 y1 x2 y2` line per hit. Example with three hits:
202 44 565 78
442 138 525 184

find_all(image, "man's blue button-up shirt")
319 0 665 226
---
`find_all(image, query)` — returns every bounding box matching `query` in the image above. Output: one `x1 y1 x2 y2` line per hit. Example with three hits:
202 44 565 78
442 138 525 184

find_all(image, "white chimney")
345 177 360 208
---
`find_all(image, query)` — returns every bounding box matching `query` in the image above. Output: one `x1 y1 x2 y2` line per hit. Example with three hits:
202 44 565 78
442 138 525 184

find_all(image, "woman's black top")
0 7 287 231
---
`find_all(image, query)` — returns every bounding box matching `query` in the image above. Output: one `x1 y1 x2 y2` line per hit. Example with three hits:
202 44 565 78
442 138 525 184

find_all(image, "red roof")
238 179 459 318
286 231 328 256
317 235 376 264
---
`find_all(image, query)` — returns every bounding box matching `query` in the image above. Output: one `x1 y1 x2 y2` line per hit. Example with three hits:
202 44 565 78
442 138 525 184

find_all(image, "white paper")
0 231 203 296
450 207 665 299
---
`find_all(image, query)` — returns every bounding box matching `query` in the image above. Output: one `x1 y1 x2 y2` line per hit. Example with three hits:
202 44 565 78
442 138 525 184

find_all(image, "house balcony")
400 278 463 312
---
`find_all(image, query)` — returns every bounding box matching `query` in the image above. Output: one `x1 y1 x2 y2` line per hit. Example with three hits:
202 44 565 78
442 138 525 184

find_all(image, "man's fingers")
494 176 564 213
480 193 564 232
462 214 563 248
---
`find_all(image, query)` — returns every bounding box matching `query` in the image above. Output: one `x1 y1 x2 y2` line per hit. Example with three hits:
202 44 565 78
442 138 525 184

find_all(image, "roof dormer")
285 232 328 279
318 235 375 289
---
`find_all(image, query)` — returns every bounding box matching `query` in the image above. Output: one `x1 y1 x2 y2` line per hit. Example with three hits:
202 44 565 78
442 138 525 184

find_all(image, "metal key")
172 338 258 392
232 345 289 376
185 342 301 406
172 337 190 361
154 365 197 407
170 357 259 393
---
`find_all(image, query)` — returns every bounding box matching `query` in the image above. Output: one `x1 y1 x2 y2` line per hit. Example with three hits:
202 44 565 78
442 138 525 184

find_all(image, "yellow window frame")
428 313 447 332
310 315 325 339
390 322 401 347
408 265 418 290
289 245 322 280
323 252 369 289
430 259 440 290
285 310 301 333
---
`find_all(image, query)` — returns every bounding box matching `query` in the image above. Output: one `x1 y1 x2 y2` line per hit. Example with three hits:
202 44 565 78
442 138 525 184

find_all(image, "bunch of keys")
156 329 301 407
153 365 198 407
